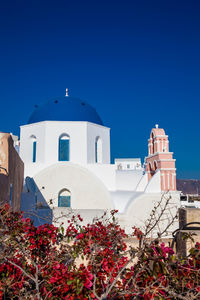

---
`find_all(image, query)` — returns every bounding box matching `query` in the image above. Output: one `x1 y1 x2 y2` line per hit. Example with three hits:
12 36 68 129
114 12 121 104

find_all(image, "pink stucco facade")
146 126 176 191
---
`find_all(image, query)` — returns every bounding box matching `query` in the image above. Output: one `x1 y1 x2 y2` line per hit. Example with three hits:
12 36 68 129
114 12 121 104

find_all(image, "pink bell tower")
145 125 176 191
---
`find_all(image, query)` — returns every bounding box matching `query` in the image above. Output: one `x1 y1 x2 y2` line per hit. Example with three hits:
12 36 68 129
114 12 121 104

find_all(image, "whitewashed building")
20 90 180 233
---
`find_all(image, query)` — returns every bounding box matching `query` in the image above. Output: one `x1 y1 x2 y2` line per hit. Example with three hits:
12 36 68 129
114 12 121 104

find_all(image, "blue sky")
0 0 200 179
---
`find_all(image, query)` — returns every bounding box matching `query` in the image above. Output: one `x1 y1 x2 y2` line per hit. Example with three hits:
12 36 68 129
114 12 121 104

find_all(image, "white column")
163 173 165 190
172 173 174 190
167 173 170 190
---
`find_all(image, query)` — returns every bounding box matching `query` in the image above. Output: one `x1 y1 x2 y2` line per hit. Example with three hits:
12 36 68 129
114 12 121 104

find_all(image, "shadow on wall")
21 177 53 226
0 174 9 204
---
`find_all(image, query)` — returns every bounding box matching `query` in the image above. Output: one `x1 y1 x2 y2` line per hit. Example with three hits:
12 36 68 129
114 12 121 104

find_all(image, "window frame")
58 134 70 162
58 189 71 208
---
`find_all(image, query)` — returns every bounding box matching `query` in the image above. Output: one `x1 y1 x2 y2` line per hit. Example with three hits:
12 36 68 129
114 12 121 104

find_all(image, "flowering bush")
0 204 200 299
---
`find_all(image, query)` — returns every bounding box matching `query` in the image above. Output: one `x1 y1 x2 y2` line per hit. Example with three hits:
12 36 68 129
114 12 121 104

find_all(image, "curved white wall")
118 191 180 235
33 163 112 210
145 170 161 193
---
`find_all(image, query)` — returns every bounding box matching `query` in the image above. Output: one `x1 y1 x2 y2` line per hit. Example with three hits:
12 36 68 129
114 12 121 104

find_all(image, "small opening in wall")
95 136 102 163
54 100 58 103
58 189 71 207
118 164 122 170
30 135 37 163
81 102 85 106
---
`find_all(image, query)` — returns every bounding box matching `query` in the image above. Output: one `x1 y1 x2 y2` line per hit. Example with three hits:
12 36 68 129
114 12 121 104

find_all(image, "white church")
20 90 180 233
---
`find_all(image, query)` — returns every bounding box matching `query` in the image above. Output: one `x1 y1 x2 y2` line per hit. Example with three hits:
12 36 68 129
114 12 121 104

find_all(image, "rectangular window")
33 141 37 162
59 139 69 161
58 196 71 207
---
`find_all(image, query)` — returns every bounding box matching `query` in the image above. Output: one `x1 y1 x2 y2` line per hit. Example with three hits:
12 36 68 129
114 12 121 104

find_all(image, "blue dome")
28 96 103 125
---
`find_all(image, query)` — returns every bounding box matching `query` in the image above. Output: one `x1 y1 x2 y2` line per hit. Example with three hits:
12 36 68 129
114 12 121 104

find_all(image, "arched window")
58 189 71 207
30 135 37 163
58 134 70 161
95 136 102 163
148 162 154 179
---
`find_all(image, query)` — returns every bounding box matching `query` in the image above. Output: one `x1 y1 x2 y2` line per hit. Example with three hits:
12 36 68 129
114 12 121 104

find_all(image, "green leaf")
61 226 64 235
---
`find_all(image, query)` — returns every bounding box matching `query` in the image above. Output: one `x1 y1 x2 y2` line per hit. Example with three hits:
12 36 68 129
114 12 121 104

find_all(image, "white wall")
21 187 180 235
32 163 112 210
115 170 144 191
52 208 106 228
145 170 161 193
87 123 110 164
20 122 46 165
44 122 87 165
20 121 110 178
86 164 116 190
135 173 148 191
115 158 142 170
118 191 180 235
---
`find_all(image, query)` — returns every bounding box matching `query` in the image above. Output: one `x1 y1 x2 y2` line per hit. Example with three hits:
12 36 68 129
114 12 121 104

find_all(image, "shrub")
0 204 200 299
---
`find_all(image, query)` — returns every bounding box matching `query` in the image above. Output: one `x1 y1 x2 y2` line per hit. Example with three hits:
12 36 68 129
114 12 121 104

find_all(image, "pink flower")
84 278 93 289
54 263 60 269
87 272 93 281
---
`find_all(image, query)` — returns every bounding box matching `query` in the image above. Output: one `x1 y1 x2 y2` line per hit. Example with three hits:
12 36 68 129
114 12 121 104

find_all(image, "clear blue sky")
0 0 200 179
